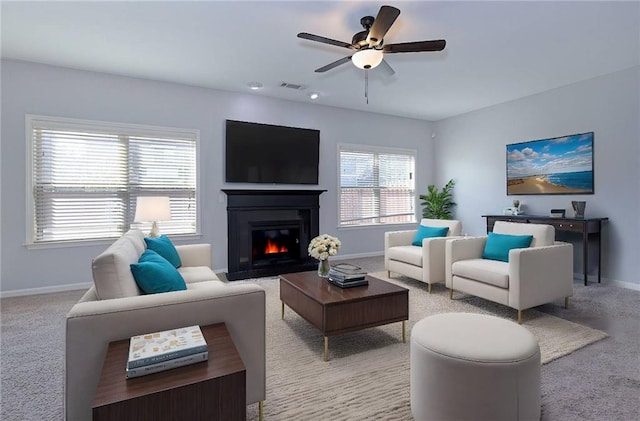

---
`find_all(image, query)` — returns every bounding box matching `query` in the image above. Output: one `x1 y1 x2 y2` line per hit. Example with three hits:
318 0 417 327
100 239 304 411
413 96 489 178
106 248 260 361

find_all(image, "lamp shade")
352 49 384 70
134 196 171 223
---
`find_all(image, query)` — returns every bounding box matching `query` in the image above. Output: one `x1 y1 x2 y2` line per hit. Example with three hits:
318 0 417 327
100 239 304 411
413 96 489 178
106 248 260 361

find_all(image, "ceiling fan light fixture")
352 49 383 70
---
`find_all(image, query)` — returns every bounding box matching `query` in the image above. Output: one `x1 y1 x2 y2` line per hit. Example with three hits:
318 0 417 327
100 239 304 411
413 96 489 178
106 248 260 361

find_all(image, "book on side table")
126 325 208 378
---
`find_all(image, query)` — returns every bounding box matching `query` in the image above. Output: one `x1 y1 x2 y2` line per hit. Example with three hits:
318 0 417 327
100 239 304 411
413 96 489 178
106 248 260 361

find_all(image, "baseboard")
335 251 385 260
573 272 640 291
0 281 91 298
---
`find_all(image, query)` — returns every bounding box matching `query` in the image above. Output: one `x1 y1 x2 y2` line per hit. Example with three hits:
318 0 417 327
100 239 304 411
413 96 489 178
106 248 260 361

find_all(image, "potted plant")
420 179 457 219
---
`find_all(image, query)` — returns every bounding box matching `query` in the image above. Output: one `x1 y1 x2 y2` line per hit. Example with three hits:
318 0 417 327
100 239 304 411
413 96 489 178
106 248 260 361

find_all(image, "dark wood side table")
92 323 246 421
483 215 608 286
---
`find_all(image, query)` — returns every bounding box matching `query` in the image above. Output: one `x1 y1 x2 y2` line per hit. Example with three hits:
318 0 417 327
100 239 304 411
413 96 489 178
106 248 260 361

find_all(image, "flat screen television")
225 120 320 184
506 131 594 195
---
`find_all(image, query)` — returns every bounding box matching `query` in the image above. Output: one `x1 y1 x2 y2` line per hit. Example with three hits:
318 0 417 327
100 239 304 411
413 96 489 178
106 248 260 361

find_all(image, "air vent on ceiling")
280 82 306 90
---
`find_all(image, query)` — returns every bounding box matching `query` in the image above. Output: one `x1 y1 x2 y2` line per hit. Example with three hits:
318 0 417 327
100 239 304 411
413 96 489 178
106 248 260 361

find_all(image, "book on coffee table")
127 325 208 370
329 263 367 282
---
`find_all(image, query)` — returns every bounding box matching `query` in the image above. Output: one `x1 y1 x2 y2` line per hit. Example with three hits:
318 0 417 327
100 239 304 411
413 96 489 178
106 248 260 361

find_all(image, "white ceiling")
2 1 639 121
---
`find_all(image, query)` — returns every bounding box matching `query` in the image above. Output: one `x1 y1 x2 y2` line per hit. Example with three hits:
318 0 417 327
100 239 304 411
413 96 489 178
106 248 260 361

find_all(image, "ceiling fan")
297 5 446 76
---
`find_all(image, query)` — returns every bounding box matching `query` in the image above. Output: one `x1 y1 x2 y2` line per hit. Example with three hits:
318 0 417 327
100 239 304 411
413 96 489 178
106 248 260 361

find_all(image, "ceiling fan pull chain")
365 69 369 104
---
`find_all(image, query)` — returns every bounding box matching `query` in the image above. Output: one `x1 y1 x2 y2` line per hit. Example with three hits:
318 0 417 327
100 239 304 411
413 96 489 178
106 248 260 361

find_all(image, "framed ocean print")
506 132 594 195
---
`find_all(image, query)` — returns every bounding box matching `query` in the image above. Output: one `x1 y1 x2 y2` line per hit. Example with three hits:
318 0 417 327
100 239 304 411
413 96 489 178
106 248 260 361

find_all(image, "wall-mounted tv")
506 131 594 195
225 120 320 184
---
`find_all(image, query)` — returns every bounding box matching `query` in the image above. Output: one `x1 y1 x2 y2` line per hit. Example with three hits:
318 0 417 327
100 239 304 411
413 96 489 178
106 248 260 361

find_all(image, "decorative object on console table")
483 214 608 286
127 325 208 370
550 209 566 218
308 234 341 278
572 201 586 218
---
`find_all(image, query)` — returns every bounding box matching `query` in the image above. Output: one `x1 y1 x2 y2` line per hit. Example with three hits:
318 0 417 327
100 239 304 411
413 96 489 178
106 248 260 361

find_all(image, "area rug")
245 272 608 420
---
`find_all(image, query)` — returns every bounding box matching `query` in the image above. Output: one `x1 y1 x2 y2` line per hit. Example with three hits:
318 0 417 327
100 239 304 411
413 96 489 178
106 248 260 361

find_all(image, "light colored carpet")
245 272 608 420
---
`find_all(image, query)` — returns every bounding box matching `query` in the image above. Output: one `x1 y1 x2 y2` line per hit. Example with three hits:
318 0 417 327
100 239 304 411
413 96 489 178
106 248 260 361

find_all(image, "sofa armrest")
508 242 574 309
385 230 417 249
176 243 212 268
445 236 487 286
65 284 265 421
422 237 461 283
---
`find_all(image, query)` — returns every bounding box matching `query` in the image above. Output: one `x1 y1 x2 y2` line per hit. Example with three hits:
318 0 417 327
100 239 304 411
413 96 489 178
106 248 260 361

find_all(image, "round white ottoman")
410 313 541 421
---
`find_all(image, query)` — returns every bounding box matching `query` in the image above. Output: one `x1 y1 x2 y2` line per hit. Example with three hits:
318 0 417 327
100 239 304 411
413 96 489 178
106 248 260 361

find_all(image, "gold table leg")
402 320 406 343
281 301 284 319
258 400 264 421
324 337 329 361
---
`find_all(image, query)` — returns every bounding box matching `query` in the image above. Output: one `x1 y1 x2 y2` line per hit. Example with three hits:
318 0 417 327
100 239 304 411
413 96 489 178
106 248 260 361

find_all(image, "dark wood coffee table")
279 271 409 361
92 323 247 421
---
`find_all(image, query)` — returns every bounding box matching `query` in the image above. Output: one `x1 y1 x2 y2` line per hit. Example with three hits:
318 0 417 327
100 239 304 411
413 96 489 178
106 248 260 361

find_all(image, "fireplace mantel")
222 189 326 280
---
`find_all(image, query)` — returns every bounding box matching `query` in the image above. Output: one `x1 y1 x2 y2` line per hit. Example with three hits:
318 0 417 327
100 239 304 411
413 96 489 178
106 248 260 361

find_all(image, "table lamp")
134 196 171 237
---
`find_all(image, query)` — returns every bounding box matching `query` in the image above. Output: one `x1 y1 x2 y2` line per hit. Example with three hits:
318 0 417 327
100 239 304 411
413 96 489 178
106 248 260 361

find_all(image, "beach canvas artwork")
506 132 594 195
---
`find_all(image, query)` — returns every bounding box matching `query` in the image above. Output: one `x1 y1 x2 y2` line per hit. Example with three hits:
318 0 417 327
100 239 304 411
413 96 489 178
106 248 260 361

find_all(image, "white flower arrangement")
308 234 341 261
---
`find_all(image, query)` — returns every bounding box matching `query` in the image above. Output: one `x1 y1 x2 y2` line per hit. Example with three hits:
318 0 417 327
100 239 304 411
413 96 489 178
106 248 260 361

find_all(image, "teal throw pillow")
411 225 450 246
482 232 534 262
144 235 182 268
130 249 187 294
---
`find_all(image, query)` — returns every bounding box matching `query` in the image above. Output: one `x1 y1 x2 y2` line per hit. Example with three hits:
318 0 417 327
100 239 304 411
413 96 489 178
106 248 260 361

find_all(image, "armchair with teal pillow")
385 218 462 293
446 221 573 323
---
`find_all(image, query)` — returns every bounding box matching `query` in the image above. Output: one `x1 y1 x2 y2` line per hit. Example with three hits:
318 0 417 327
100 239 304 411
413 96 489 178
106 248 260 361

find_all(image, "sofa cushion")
482 232 533 262
92 234 142 300
130 249 187 294
144 235 182 268
388 245 423 267
452 258 510 289
412 225 449 246
124 229 146 255
178 266 220 284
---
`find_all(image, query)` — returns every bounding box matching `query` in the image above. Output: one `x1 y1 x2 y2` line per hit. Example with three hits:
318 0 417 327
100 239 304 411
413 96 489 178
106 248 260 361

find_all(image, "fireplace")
223 190 325 280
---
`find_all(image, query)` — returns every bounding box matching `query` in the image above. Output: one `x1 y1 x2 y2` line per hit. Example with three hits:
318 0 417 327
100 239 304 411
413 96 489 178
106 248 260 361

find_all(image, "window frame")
25 114 201 248
337 143 417 229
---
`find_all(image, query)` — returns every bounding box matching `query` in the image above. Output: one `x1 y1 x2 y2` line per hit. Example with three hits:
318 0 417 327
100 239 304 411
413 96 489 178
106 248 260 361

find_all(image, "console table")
483 215 608 286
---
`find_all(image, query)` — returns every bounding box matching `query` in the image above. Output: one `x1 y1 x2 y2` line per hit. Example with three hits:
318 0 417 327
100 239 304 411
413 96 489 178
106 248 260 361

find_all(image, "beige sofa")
446 221 573 323
65 229 265 421
385 218 462 292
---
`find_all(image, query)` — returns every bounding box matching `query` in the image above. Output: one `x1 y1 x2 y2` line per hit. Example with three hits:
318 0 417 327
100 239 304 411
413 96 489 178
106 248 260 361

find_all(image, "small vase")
317 259 330 278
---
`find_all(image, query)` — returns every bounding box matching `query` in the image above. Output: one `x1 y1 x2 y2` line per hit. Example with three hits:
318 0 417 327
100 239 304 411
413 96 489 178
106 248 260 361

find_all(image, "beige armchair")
385 218 462 292
446 221 573 323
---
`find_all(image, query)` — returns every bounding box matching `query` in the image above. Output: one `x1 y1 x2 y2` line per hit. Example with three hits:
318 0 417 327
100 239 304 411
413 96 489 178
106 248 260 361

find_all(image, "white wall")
0 60 434 294
434 66 640 287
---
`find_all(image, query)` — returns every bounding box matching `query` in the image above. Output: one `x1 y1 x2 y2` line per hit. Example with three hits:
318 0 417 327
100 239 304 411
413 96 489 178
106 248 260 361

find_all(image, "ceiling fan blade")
298 32 356 49
314 56 352 73
366 5 400 46
377 58 395 76
383 40 446 54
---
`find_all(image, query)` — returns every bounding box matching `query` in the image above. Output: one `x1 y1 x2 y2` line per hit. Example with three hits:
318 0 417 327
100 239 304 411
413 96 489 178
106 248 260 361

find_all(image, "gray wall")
0 60 434 294
434 66 640 288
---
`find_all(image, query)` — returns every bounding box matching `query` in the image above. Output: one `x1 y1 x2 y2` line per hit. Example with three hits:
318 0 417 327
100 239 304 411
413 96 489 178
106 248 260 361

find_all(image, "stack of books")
328 263 368 288
126 325 208 379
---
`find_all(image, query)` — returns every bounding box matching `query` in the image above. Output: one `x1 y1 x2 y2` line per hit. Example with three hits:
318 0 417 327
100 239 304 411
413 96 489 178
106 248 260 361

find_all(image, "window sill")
337 221 417 231
24 233 203 250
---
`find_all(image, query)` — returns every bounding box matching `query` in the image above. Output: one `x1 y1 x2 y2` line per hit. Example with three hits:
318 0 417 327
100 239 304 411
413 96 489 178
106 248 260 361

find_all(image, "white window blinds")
339 145 416 227
28 116 198 243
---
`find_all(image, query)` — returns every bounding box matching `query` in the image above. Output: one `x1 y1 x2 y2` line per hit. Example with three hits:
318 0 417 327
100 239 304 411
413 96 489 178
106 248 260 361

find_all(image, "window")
27 115 198 244
339 144 416 227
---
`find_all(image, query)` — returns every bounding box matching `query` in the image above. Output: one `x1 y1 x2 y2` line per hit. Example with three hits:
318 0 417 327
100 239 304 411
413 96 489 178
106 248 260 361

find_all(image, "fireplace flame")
265 239 288 254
